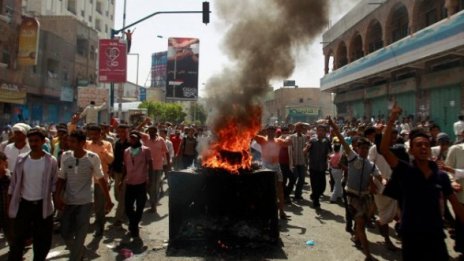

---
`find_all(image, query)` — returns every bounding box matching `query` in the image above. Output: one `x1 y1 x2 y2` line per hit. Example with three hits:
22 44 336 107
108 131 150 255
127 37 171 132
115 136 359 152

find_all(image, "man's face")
357 144 370 158
267 129 275 139
13 131 26 143
430 127 440 138
86 130 101 143
148 128 157 138
116 128 129 140
129 135 139 146
316 127 326 139
27 135 45 152
409 137 431 161
68 137 85 152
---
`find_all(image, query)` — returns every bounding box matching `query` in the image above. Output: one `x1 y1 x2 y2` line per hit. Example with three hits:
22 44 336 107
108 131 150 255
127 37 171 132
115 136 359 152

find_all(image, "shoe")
94 227 103 237
293 196 303 201
279 212 291 220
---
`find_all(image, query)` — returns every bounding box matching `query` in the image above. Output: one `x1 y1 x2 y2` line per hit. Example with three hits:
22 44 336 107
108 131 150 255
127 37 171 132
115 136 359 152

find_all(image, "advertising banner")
98 39 127 83
166 37 199 101
77 86 108 108
0 83 26 104
151 51 167 88
18 17 40 66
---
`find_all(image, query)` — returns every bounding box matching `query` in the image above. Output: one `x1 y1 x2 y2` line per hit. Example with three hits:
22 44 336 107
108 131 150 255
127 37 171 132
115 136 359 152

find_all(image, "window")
81 10 85 17
32 66 37 74
76 38 89 56
299 98 304 103
90 45 95 60
89 15 92 22
110 14 113 20
96 1 102 14
95 18 101 31
105 24 108 33
47 59 59 78
67 0 76 14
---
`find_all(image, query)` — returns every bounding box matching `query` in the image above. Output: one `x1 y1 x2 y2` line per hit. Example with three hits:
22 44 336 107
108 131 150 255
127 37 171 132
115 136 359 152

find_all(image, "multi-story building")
263 87 334 125
22 0 115 38
0 0 25 126
18 16 99 124
321 0 464 139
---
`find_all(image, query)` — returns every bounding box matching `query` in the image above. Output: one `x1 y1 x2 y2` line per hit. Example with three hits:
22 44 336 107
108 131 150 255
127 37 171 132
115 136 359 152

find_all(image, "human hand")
71 114 80 124
390 103 402 118
452 181 462 192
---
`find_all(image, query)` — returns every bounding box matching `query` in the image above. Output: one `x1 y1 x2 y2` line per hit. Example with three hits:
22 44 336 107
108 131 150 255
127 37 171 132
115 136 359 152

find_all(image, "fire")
202 106 262 174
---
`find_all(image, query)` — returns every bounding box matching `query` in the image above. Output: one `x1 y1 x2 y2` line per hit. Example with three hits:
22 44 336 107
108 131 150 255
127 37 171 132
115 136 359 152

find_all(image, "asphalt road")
0 178 460 261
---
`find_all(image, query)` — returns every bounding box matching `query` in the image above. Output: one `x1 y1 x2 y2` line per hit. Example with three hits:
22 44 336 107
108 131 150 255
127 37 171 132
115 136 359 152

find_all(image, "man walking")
307 124 332 208
284 122 308 201
54 130 113 261
112 124 130 226
123 131 152 238
8 128 58 261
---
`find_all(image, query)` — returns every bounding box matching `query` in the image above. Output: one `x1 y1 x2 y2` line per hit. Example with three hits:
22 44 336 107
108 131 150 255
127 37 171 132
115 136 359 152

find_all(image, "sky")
114 0 359 96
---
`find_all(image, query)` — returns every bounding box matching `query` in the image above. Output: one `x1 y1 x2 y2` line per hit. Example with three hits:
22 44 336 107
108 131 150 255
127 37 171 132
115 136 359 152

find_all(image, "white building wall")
22 0 115 39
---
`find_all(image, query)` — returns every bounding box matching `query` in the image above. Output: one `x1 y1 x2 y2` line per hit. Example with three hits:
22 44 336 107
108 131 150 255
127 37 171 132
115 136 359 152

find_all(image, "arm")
100 142 114 165
137 117 151 131
95 102 107 111
328 117 351 155
380 104 402 168
97 177 114 213
253 135 267 146
54 178 66 211
80 107 88 119
449 194 464 224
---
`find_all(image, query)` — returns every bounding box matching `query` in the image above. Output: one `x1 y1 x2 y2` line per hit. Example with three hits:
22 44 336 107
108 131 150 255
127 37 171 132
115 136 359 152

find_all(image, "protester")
112 124 131 226
454 115 464 143
329 140 343 203
123 131 152 238
0 152 11 246
4 123 31 173
178 127 198 169
381 104 464 261
329 117 381 261
8 128 58 261
284 122 308 201
54 130 113 261
79 100 107 125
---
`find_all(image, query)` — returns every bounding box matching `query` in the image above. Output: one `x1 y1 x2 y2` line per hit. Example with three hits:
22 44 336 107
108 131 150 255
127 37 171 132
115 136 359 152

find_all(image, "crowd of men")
0 106 463 260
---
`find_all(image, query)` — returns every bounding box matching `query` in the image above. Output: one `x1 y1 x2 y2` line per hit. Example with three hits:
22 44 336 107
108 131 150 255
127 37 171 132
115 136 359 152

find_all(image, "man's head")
129 131 142 148
159 129 168 139
26 128 46 152
86 124 102 143
356 137 371 158
408 128 431 161
266 126 276 139
294 122 304 134
147 125 158 138
116 124 130 141
316 124 327 139
90 101 96 105
363 127 376 143
429 123 440 138
57 127 67 139
437 132 451 148
12 123 27 144
68 130 87 152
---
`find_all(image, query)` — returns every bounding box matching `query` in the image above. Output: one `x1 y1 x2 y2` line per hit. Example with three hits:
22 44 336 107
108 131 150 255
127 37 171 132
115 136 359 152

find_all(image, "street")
0 176 460 261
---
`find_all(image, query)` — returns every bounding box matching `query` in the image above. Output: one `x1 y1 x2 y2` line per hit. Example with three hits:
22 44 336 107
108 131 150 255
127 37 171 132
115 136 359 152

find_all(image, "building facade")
263 87 334 125
321 0 464 139
22 0 115 38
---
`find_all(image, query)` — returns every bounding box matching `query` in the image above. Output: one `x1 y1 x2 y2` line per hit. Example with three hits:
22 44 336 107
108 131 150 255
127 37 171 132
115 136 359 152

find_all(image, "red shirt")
170 134 182 155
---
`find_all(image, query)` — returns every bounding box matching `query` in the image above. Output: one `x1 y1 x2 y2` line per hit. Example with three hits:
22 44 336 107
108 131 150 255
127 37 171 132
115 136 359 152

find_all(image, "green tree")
139 101 186 123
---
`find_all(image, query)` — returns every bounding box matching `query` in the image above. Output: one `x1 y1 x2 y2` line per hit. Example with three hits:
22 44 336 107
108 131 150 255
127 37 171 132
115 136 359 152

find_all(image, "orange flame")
202 106 262 174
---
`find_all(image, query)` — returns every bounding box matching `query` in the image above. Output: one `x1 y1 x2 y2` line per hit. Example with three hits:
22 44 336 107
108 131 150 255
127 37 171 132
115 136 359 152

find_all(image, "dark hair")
69 130 87 142
129 130 141 139
429 123 440 131
90 101 95 105
459 115 464 121
333 144 341 152
117 124 130 129
409 128 430 143
85 124 101 132
316 124 327 131
27 128 46 140
147 125 158 132
0 151 7 161
357 137 371 147
363 127 376 137
160 129 168 135
351 136 361 147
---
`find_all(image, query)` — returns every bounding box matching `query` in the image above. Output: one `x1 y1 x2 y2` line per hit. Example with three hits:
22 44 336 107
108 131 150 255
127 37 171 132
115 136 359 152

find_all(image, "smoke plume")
205 0 330 135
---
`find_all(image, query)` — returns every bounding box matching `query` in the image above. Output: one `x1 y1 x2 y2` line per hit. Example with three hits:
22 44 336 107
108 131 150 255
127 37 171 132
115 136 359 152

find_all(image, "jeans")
330 168 343 201
61 203 92 261
291 165 306 198
113 172 126 222
309 169 326 204
148 170 163 207
9 200 53 261
280 163 294 199
125 183 147 237
94 185 106 234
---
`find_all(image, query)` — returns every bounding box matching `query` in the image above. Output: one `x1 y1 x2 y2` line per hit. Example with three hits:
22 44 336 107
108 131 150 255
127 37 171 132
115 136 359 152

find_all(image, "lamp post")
128 53 139 86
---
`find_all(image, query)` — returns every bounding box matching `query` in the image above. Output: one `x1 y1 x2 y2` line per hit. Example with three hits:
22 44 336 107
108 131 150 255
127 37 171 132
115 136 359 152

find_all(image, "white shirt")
80 102 106 124
454 120 464 137
22 156 45 201
446 144 464 203
368 145 392 180
4 143 31 173
164 139 174 165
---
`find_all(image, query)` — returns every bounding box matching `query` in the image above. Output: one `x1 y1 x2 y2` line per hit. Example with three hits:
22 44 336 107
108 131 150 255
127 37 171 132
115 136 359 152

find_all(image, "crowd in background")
0 107 463 260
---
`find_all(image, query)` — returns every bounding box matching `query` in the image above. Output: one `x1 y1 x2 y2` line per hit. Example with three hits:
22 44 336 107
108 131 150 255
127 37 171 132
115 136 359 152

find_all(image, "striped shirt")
287 134 307 166
59 150 104 205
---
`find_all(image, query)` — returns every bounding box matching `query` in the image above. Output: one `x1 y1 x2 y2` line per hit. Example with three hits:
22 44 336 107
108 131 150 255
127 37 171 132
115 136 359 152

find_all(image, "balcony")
321 10 464 92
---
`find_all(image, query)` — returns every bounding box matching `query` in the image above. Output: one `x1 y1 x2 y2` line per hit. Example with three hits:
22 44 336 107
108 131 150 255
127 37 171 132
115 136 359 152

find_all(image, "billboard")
98 39 127 83
151 51 167 88
166 37 199 101
18 17 40 66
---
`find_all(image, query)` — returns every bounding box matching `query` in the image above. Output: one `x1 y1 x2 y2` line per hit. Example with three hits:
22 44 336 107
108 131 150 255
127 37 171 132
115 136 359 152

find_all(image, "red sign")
98 39 127 83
